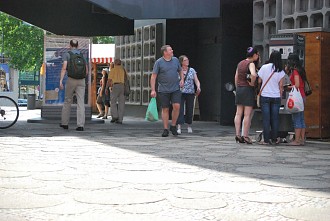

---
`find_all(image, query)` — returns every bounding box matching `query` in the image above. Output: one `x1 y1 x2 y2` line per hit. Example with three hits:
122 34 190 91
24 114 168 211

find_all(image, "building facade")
253 0 330 138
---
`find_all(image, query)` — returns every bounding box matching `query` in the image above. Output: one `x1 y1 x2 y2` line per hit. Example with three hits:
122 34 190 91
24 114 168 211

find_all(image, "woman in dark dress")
234 47 259 144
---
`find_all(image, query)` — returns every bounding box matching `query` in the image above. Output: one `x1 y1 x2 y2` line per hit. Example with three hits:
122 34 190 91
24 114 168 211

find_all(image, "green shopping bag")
145 98 159 122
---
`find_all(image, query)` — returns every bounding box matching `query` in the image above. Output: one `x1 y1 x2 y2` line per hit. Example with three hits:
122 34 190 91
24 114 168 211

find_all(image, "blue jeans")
177 93 195 125
260 96 281 143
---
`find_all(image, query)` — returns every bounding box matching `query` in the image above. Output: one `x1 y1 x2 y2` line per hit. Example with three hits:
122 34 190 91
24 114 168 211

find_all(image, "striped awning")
91 57 113 64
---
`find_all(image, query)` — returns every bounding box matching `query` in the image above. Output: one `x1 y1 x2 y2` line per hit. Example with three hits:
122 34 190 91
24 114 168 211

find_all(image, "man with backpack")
59 40 87 131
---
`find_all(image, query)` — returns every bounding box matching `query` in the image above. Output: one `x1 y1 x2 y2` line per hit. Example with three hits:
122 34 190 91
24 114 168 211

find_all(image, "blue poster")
44 37 90 104
0 64 10 92
45 48 67 104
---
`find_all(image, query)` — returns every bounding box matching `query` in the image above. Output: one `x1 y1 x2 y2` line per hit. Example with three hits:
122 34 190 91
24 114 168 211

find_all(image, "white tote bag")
286 87 304 113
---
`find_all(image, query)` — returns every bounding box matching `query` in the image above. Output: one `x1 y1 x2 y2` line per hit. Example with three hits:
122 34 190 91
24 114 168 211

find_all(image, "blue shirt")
182 67 196 94
153 57 182 93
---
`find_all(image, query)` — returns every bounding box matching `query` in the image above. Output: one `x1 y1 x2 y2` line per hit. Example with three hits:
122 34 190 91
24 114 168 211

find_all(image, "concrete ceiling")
0 0 222 36
0 0 134 36
88 0 220 19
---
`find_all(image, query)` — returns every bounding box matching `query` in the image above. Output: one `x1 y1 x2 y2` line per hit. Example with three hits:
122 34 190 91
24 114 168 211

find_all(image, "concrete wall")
220 1 253 125
166 1 253 124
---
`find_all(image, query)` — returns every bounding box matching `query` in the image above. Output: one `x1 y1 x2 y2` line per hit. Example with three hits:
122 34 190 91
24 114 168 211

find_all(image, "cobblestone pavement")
0 108 329 221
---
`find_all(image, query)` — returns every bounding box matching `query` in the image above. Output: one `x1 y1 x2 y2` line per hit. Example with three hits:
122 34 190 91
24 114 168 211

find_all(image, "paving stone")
0 193 64 209
114 163 162 171
134 183 172 191
302 160 330 166
279 207 330 221
169 197 227 210
237 152 272 157
103 171 206 184
167 166 205 173
74 189 165 205
306 154 330 160
116 202 164 214
42 202 90 215
0 214 30 221
0 171 31 178
299 190 330 198
244 156 278 163
275 152 301 158
64 179 122 190
0 163 64 172
261 178 330 189
224 176 260 183
213 211 260 221
236 166 326 176
1 111 330 221
65 213 191 221
204 157 255 165
312 150 330 155
239 192 295 203
113 141 158 146
173 189 216 199
32 173 76 181
0 179 45 189
30 185 73 195
182 180 263 193
278 157 307 163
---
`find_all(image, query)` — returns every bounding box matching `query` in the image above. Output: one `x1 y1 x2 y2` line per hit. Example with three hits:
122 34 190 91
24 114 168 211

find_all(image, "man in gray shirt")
150 45 184 137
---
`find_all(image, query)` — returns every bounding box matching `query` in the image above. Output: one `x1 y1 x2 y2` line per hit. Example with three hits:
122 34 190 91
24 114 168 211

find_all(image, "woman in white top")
257 50 285 145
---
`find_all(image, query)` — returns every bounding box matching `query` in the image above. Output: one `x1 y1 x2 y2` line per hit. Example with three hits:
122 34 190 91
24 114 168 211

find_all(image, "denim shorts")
291 98 306 129
291 111 306 129
158 90 182 108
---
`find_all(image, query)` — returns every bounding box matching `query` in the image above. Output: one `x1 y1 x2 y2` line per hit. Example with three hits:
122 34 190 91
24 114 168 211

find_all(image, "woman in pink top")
286 53 307 146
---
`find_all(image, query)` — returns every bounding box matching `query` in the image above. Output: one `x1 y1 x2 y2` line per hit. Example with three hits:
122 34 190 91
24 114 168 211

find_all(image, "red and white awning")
91 44 115 64
91 57 113 64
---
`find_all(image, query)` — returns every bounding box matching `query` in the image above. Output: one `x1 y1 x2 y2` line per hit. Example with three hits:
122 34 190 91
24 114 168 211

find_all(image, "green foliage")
0 12 44 71
92 36 114 44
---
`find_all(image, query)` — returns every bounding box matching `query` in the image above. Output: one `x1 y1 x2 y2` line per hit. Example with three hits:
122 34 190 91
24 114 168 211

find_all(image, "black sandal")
235 135 245 143
243 136 252 144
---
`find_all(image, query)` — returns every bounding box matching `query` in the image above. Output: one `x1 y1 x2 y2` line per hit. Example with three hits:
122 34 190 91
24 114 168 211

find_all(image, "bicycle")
0 95 19 129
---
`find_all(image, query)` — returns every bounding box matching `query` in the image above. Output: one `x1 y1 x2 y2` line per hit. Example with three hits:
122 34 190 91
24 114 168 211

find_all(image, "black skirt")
235 86 255 106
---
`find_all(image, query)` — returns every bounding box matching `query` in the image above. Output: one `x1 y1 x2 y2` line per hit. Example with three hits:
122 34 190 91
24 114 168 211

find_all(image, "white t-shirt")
258 63 285 98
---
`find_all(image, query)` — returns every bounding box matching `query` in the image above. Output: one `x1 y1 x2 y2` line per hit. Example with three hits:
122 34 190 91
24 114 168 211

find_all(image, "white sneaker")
177 128 181 134
187 127 193 133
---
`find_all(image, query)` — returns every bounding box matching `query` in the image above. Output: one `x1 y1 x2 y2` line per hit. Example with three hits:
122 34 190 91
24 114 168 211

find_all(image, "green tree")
0 12 44 71
92 36 115 44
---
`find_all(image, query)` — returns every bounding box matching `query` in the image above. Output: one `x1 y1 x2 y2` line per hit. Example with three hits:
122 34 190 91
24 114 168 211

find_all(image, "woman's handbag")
256 71 275 107
304 80 312 96
285 87 304 113
124 70 130 96
145 98 159 122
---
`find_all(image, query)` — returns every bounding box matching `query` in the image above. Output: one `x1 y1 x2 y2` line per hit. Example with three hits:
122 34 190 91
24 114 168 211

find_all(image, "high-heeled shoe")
243 136 253 144
235 135 245 143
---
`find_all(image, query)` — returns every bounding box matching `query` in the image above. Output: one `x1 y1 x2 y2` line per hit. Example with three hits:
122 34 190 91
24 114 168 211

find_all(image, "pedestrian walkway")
0 108 329 221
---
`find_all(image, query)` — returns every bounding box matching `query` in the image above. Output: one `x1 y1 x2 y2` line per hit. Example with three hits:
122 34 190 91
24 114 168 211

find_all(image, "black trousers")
177 93 195 125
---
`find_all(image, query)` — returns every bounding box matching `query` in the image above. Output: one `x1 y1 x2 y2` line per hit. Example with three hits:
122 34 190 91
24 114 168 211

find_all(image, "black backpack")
67 51 86 79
